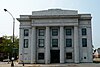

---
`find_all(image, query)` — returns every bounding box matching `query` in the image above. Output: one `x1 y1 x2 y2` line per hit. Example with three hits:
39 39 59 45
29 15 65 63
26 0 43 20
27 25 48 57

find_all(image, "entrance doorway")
50 50 60 63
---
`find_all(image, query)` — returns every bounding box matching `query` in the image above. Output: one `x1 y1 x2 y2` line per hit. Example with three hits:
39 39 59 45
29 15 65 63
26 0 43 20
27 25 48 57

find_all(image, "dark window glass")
66 39 72 47
52 39 58 47
38 39 44 47
82 28 87 35
23 39 28 48
38 53 44 60
82 38 87 47
84 57 86 59
39 29 45 36
24 29 29 36
66 29 72 36
52 29 58 36
66 52 72 59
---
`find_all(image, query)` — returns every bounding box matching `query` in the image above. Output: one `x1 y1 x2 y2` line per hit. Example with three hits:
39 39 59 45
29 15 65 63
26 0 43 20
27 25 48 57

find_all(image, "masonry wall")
17 9 93 64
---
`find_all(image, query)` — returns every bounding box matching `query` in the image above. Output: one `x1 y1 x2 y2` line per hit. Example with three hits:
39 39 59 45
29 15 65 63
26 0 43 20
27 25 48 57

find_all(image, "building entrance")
50 50 60 63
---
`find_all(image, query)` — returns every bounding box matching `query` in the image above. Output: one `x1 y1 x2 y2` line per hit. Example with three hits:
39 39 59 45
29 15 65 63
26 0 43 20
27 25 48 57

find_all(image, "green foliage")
0 35 19 55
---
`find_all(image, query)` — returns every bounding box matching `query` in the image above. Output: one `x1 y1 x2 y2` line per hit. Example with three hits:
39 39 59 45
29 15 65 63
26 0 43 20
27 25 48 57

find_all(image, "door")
50 50 60 63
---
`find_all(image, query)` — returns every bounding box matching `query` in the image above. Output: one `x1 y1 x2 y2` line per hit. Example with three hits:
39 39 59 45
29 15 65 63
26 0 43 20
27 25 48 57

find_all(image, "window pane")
66 52 72 59
38 53 44 60
66 39 72 47
24 39 28 48
38 39 44 47
52 29 58 36
82 38 87 47
39 29 45 36
66 29 72 36
52 39 58 47
24 29 29 36
82 28 87 35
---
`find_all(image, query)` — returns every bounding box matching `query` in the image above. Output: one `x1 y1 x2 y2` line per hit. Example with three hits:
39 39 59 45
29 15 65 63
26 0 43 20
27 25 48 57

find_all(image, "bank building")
17 9 93 64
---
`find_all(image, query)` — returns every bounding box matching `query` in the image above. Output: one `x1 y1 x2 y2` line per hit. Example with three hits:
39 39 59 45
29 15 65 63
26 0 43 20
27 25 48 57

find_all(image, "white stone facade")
17 9 93 64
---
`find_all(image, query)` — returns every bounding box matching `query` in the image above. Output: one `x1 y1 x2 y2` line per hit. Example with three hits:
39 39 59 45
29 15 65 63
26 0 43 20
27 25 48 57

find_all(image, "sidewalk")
1 62 100 67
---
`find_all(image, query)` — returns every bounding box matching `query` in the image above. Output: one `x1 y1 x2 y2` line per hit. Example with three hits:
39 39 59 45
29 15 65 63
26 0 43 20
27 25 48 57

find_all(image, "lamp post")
4 9 15 67
8 44 10 64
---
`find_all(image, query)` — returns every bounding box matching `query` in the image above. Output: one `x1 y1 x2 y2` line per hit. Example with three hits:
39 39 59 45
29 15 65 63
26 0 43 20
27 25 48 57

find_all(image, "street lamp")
8 44 10 64
4 9 15 67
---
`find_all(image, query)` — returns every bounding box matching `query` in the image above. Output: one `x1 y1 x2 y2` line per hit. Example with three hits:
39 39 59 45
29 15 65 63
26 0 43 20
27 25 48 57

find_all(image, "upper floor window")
66 29 72 36
52 29 58 36
66 39 72 47
82 28 87 35
23 39 28 48
38 29 45 36
52 39 58 47
38 53 44 60
66 52 72 59
82 38 87 47
38 39 44 47
24 29 29 36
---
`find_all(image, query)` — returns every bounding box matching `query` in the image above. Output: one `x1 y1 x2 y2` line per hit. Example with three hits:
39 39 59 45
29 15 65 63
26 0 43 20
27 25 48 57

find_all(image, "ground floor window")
38 53 44 60
66 52 72 59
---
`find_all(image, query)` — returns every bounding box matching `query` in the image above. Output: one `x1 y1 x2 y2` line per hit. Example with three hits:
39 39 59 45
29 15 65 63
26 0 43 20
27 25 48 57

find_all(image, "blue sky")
0 0 100 49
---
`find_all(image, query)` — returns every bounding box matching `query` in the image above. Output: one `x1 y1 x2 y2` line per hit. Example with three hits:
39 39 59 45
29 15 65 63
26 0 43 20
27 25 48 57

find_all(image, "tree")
0 35 19 60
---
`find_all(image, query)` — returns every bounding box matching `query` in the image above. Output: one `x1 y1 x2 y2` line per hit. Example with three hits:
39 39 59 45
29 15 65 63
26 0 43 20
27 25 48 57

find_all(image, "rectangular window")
66 52 72 59
38 53 44 60
52 29 58 36
38 29 45 36
23 39 28 48
82 28 87 35
82 38 87 47
24 29 29 36
38 39 44 47
66 29 72 36
66 39 72 47
52 39 58 47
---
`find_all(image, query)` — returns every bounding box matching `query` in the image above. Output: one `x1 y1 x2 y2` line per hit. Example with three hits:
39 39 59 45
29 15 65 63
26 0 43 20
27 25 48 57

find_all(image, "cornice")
17 18 31 22
29 15 79 19
17 14 92 22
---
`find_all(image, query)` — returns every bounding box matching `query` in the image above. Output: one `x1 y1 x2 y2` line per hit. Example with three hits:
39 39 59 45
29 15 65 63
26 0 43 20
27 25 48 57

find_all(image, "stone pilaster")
60 26 64 63
87 27 93 62
74 26 79 63
19 28 24 63
31 27 36 63
45 27 50 64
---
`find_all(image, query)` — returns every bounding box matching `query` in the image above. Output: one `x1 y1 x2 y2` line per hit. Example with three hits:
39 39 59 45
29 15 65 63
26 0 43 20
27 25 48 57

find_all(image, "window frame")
66 38 72 47
52 29 58 36
66 52 72 59
38 53 44 60
52 39 58 47
24 29 29 36
66 28 72 36
38 39 45 47
82 38 87 47
23 39 28 48
82 28 87 35
38 29 45 36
